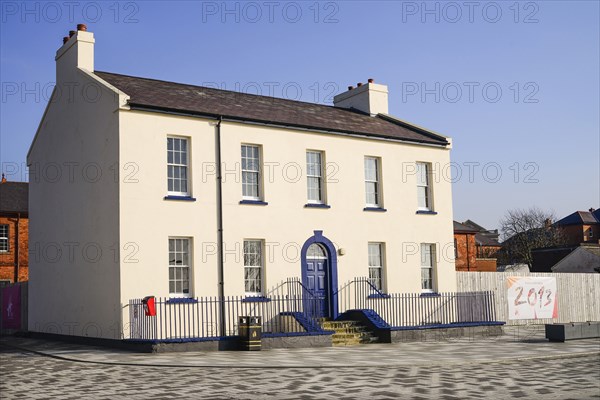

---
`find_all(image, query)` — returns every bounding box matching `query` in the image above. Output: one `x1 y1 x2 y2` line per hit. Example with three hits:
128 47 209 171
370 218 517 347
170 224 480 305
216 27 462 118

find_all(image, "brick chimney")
333 78 389 116
1 173 6 184
55 24 95 83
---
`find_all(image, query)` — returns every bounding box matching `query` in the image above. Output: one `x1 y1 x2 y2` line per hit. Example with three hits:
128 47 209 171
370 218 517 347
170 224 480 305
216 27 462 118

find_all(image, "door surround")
300 230 339 319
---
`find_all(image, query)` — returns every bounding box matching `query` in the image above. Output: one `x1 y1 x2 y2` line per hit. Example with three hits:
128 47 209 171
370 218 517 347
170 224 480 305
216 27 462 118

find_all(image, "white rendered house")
28 26 459 340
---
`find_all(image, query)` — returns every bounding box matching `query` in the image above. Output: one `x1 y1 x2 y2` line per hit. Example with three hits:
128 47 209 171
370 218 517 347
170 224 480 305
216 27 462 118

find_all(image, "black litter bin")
239 316 261 351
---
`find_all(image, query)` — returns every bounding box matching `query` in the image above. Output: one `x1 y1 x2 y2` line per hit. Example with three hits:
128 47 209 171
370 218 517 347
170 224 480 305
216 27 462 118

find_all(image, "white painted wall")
117 113 457 303
27 32 123 339
31 31 457 340
118 111 219 304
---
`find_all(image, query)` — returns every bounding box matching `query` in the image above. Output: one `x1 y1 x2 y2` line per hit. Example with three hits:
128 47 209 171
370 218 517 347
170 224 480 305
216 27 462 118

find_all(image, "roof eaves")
377 113 451 145
128 103 450 147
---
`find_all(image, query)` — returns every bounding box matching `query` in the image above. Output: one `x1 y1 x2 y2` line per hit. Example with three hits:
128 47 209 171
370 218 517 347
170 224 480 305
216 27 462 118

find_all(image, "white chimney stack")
55 24 94 83
333 78 389 116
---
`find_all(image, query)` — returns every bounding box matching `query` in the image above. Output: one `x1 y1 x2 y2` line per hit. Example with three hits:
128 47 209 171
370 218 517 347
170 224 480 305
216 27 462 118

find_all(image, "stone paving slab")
1 326 599 368
1 345 599 400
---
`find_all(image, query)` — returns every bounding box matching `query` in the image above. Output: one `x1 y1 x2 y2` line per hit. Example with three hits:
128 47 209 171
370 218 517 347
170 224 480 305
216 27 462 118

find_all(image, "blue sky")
1 0 598 230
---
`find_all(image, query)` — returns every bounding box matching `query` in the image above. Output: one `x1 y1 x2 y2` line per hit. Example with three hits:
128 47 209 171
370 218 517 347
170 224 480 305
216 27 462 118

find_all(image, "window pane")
308 243 326 258
244 241 263 294
241 145 260 199
421 268 432 290
421 243 435 291
167 137 189 195
369 267 382 290
307 177 322 201
417 187 428 209
368 244 381 266
0 225 8 252
365 182 378 205
420 244 429 266
306 151 323 202
364 158 377 181
169 238 191 295
416 163 428 185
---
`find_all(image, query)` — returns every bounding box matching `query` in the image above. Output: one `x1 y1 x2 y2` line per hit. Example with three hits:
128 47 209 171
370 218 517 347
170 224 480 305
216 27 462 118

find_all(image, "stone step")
321 321 358 329
332 332 366 339
323 319 379 347
329 327 368 334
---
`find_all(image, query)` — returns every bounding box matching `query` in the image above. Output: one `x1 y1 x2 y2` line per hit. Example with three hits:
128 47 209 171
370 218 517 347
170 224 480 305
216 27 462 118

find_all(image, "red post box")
142 296 156 316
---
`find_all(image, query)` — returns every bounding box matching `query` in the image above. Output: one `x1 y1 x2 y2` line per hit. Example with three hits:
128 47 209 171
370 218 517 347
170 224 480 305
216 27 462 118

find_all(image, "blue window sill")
239 200 268 206
416 210 437 215
164 195 196 201
166 297 197 304
304 203 331 209
368 293 391 299
420 292 441 297
242 296 271 303
364 207 387 212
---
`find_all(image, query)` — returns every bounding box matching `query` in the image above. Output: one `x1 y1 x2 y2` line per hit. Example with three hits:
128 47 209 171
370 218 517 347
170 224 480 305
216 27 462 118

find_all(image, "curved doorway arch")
300 231 338 319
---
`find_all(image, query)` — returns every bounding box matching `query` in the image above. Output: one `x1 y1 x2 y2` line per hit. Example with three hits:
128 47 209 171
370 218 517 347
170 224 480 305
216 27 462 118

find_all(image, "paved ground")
1 327 599 399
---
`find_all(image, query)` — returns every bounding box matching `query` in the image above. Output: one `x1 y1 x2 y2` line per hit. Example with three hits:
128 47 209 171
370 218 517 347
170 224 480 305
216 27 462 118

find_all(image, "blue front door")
305 258 328 318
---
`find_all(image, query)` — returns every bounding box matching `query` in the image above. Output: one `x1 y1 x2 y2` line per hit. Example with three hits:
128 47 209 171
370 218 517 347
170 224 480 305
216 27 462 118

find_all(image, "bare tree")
499 207 566 268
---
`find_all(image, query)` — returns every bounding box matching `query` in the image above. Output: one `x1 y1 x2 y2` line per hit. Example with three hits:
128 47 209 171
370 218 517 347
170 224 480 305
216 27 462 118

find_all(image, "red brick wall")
473 258 497 272
561 225 585 245
560 224 600 245
454 233 477 271
0 216 29 283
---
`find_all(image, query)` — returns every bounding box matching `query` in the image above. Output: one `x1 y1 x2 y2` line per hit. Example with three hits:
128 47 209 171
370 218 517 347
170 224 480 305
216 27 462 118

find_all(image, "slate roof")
554 210 600 226
95 71 449 146
475 233 501 247
0 182 28 214
453 221 478 233
462 220 487 232
461 220 501 246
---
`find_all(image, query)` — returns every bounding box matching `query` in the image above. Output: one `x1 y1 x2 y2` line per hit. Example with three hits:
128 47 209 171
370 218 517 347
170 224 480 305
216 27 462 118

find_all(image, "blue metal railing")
336 277 497 327
127 278 326 340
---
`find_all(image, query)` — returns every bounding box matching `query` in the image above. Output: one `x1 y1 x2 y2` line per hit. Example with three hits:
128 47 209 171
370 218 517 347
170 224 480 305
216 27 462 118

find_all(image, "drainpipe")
466 234 470 272
14 213 20 283
215 117 226 337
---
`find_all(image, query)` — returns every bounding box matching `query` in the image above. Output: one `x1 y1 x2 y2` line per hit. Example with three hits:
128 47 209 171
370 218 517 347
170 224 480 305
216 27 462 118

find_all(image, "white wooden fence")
456 272 600 325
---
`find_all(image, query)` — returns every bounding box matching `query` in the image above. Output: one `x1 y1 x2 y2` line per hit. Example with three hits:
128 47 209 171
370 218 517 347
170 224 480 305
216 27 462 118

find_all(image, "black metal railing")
127 278 325 340
336 277 497 327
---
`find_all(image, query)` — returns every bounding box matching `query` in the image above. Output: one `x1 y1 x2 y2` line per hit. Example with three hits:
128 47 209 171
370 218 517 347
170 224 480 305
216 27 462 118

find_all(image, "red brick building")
554 208 599 246
530 207 599 272
0 176 29 285
453 220 501 272
453 221 478 271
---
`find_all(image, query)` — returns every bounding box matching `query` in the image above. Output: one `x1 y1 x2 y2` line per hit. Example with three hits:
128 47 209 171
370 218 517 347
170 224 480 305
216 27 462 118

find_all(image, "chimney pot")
62 36 69 44
69 30 76 37
77 24 87 31
334 79 389 115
